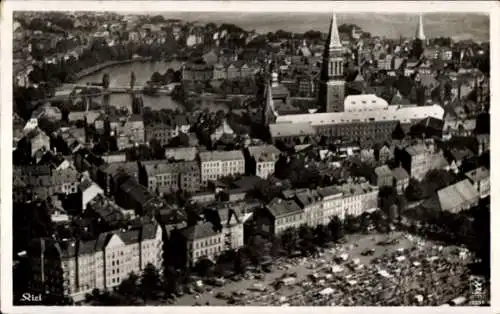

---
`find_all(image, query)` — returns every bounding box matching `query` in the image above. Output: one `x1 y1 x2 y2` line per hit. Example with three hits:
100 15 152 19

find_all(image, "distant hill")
159 12 489 42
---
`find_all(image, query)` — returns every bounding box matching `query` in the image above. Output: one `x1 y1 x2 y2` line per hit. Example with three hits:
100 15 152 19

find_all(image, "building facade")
246 145 281 179
199 150 245 185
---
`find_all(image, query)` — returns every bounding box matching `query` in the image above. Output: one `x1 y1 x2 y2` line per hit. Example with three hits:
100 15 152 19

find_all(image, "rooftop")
465 167 489 182
119 178 154 206
375 165 393 177
180 221 218 241
274 102 444 127
199 150 244 162
269 122 316 138
392 167 409 181
247 145 281 162
266 197 303 218
164 146 198 161
142 160 198 176
437 179 479 212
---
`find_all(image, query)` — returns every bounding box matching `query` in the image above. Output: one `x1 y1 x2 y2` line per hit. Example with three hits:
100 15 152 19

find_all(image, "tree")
379 186 399 220
102 73 110 89
405 178 424 201
279 227 299 256
194 257 215 278
328 216 344 241
233 249 248 274
313 224 331 247
130 71 136 90
140 263 162 301
298 225 317 256
246 234 269 265
151 71 163 84
117 272 140 304
423 169 455 197
162 266 179 296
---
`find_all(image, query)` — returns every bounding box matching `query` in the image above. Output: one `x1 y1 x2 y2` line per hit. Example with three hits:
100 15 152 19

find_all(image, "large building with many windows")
29 223 163 303
199 150 245 185
270 94 444 144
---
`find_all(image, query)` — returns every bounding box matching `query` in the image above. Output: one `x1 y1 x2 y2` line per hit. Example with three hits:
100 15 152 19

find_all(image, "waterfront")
75 60 185 112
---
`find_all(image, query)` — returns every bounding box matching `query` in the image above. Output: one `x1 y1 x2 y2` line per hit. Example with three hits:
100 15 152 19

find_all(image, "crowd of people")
221 233 489 306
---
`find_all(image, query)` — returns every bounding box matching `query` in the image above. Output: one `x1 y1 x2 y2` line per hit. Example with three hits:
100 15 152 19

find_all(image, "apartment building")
140 160 200 194
180 222 225 267
246 145 281 179
14 167 80 200
199 150 245 185
337 180 379 217
265 198 305 235
317 186 344 223
372 165 393 187
295 189 323 227
30 223 163 303
397 143 440 181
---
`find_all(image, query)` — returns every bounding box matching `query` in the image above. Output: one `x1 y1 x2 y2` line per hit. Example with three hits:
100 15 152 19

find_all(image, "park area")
170 231 489 306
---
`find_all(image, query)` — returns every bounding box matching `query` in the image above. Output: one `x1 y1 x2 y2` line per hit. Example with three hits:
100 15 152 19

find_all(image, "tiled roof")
269 122 315 138
405 144 428 156
141 223 158 240
142 160 198 176
247 145 281 162
119 178 154 206
337 182 378 196
79 239 97 256
449 148 474 161
199 150 244 162
295 189 321 208
119 229 140 245
392 167 409 181
465 167 489 182
101 161 139 175
317 186 343 199
266 198 303 218
78 178 94 191
164 147 198 161
437 179 479 212
375 165 393 177
430 154 449 169
180 222 218 241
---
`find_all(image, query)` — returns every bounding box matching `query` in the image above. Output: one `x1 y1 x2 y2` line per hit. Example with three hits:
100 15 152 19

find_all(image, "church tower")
412 13 426 60
318 12 346 112
262 75 278 126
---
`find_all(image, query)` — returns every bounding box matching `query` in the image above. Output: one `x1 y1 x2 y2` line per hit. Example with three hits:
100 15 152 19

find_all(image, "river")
76 60 184 112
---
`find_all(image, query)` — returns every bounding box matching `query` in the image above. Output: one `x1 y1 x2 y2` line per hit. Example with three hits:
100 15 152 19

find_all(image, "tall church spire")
416 13 425 40
318 11 346 113
328 12 343 49
263 83 277 126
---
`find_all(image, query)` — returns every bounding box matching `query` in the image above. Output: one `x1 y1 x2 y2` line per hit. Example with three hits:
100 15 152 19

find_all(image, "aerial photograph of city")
9 6 490 307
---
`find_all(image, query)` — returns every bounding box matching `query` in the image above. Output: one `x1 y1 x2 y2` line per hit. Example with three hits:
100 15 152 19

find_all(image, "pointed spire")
416 13 425 40
263 83 278 125
266 83 275 111
328 12 342 49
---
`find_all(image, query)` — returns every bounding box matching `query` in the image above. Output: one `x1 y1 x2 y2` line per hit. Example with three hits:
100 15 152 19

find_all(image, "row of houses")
254 178 379 237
